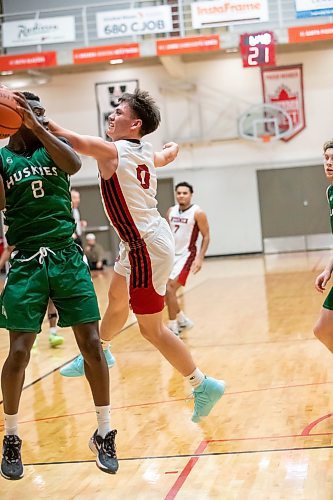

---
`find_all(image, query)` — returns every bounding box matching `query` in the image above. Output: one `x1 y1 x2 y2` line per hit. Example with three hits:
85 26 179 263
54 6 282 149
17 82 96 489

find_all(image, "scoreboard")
240 31 275 68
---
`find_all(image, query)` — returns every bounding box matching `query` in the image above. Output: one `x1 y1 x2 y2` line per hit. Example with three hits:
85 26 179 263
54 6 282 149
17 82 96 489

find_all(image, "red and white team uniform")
168 204 200 286
100 139 174 314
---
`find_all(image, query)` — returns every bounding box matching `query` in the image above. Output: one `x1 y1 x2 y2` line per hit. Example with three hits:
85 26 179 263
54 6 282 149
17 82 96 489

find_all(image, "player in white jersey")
49 89 225 423
166 182 210 336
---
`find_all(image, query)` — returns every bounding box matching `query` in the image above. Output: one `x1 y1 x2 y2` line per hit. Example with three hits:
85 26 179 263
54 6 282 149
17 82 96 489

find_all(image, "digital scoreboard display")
240 31 276 68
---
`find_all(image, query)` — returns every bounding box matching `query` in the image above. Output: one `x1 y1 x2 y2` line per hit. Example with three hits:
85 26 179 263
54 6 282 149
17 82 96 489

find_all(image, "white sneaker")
167 322 180 337
177 316 194 330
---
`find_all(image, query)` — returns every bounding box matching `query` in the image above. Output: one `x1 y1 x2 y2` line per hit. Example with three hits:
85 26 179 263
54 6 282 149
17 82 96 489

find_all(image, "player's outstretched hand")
315 270 332 293
12 92 39 130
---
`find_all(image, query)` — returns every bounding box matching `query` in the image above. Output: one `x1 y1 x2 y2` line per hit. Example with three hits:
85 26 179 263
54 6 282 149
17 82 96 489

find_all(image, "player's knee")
8 346 31 369
106 299 129 320
80 336 103 363
313 321 329 341
108 288 127 310
139 324 161 343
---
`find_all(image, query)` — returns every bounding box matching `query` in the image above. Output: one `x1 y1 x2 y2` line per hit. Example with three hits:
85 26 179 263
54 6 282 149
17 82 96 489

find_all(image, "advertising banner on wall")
73 43 140 64
0 51 57 71
156 35 220 56
95 80 139 139
288 22 333 42
261 65 305 141
191 0 269 28
2 17 76 47
295 0 333 18
96 5 172 39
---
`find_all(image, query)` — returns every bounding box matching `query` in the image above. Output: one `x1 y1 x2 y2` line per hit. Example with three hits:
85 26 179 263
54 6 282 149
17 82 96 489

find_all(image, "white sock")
49 327 57 335
100 338 111 350
177 311 186 322
186 368 205 389
4 413 18 436
168 319 178 329
95 405 111 438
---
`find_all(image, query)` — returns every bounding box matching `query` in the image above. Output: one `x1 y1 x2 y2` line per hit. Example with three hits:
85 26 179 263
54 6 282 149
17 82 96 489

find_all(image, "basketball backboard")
238 103 294 143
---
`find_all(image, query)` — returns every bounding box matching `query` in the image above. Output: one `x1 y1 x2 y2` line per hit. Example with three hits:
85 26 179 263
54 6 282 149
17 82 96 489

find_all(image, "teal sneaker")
49 333 64 348
192 377 226 423
103 349 116 369
60 348 116 377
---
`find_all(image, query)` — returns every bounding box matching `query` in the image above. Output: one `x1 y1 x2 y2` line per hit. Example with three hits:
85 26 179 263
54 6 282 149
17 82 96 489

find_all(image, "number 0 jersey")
100 140 161 243
0 146 75 251
168 204 200 255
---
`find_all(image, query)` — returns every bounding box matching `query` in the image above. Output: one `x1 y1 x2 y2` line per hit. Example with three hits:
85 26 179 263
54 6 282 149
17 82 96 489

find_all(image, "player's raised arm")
48 119 117 162
14 93 81 175
191 210 210 274
154 142 179 168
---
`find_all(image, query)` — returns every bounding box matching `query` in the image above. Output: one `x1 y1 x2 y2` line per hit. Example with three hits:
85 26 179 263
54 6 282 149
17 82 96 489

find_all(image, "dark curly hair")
22 91 40 101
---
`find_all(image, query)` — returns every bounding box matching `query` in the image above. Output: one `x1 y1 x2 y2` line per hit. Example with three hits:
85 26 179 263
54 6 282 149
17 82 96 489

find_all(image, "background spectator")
71 189 87 246
85 233 105 270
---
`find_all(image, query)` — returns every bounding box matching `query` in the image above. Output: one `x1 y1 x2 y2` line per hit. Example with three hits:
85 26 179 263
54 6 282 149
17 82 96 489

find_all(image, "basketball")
0 88 22 139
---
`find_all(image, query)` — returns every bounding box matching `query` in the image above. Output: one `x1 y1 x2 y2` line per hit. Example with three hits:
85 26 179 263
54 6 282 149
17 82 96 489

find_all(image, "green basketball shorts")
0 243 100 333
323 287 333 311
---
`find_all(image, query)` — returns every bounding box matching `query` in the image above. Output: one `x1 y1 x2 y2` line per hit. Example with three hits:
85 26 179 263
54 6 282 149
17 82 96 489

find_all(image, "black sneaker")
89 429 118 474
1 435 24 480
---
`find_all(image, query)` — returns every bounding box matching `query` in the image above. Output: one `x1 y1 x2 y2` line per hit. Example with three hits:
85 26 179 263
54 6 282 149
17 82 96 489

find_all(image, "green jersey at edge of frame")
0 145 76 251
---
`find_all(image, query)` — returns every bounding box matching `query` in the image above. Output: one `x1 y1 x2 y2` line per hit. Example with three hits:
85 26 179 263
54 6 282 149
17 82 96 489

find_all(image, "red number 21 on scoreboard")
240 31 276 68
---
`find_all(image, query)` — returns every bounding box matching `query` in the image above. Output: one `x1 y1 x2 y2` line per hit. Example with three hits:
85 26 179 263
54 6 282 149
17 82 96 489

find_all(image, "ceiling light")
5 78 30 89
0 71 14 76
110 59 124 65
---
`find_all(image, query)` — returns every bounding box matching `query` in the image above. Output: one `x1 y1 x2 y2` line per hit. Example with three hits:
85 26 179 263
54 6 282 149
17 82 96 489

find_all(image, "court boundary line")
20 442 333 468
164 411 333 499
164 437 333 499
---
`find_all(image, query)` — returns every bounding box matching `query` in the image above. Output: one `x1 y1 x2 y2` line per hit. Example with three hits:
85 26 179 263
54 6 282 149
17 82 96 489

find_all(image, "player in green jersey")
314 139 333 353
0 91 118 480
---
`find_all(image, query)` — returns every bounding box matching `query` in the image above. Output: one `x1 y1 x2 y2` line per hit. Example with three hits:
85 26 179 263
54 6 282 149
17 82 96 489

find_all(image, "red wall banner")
261 64 306 142
73 43 140 64
156 35 220 56
0 51 57 71
288 23 333 43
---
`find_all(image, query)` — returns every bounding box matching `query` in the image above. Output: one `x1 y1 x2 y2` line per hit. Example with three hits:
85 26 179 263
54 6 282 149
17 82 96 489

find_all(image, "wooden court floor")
1 251 333 499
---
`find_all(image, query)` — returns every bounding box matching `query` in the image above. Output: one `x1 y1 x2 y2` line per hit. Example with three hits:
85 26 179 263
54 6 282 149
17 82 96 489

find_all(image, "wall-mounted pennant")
261 65 305 141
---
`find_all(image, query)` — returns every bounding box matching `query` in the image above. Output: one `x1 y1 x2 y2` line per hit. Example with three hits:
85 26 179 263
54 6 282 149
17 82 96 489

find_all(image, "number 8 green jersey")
0 146 76 251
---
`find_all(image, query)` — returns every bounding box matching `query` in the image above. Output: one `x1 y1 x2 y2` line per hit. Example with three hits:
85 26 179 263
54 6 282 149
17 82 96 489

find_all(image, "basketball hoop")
238 103 294 142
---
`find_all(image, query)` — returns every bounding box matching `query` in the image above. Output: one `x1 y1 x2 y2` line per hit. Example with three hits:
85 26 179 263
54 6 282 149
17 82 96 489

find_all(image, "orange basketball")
0 89 23 139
